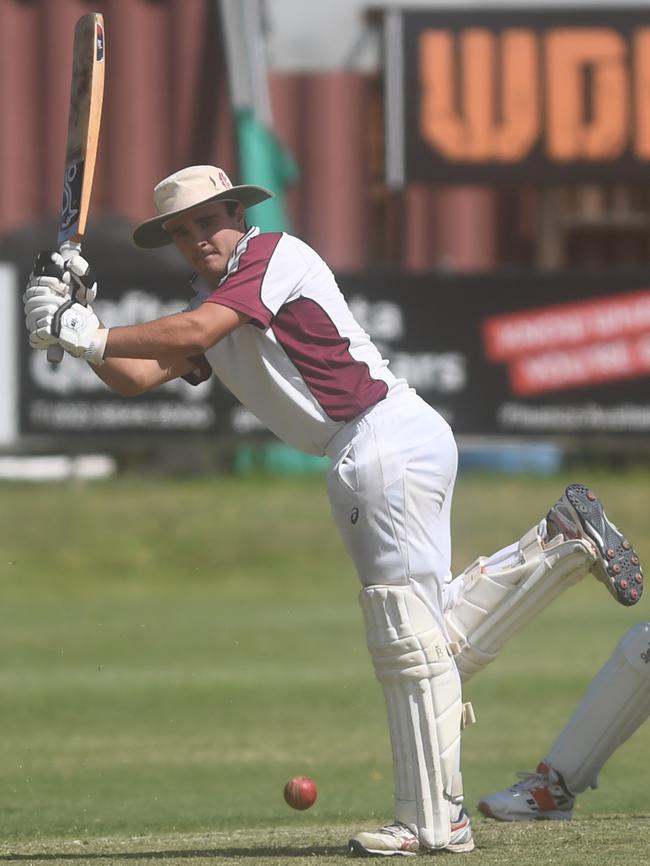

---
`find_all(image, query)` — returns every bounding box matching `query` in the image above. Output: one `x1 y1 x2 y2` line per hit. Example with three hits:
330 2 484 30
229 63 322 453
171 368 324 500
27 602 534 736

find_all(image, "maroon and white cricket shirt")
187 227 404 455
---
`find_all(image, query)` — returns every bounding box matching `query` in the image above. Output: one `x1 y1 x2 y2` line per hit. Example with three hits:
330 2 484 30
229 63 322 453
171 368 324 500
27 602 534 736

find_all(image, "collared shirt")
187 227 404 455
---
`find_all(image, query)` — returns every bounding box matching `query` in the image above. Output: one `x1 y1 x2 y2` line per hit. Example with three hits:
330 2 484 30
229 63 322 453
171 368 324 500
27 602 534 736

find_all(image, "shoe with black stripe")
348 810 474 856
546 483 643 606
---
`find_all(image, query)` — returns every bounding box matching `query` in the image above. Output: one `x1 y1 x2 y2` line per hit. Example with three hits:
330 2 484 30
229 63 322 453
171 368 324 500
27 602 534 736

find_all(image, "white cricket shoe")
446 809 475 853
478 762 575 822
348 822 419 857
348 809 475 856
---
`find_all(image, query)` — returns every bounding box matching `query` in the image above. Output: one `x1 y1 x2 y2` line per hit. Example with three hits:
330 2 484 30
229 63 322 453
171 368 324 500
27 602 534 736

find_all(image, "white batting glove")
27 248 98 304
62 250 98 304
55 303 108 365
24 253 71 350
24 274 70 301
24 287 70 349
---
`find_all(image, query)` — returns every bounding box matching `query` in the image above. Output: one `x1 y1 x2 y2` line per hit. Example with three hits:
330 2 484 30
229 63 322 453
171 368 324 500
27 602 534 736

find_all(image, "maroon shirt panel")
271 297 388 421
204 232 283 328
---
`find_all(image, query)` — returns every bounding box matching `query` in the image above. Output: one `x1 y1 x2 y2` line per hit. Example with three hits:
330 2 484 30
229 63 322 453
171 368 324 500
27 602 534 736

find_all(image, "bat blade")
58 12 105 245
48 12 105 364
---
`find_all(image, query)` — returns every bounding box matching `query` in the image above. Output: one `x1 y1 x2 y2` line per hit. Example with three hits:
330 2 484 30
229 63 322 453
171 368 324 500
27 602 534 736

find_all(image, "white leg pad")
546 622 650 793
360 585 465 850
445 526 597 682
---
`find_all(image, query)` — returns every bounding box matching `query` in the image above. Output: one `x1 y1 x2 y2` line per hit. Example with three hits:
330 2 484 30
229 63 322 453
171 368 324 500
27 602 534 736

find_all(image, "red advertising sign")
483 290 650 394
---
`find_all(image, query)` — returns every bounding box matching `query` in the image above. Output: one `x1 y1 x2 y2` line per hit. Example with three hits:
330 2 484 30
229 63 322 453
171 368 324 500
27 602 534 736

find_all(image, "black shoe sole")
348 839 413 857
564 483 643 606
348 840 373 857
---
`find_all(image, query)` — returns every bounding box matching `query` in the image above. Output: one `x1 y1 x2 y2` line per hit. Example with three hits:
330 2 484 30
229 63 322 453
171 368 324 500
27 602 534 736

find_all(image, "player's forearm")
103 311 213 360
83 315 193 394
88 355 194 396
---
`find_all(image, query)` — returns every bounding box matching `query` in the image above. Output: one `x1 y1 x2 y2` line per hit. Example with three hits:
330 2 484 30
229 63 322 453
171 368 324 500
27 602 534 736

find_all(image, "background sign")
6 225 241 441
18 279 240 439
13 259 650 439
338 272 650 435
395 8 650 184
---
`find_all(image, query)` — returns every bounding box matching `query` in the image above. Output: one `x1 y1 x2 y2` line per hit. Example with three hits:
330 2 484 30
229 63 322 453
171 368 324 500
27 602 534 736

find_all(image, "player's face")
166 201 245 282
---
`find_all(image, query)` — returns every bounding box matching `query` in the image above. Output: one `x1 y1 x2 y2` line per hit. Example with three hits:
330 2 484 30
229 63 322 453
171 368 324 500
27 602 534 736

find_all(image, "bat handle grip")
46 241 82 366
47 344 64 364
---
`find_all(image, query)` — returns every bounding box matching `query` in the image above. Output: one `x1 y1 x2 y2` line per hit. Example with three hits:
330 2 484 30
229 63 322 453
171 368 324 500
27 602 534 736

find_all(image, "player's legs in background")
443 483 644 683
478 622 650 821
327 391 474 854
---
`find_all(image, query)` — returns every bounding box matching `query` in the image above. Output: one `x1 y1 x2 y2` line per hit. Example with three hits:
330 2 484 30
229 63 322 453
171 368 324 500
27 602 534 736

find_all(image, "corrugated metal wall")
0 0 236 233
0 0 498 271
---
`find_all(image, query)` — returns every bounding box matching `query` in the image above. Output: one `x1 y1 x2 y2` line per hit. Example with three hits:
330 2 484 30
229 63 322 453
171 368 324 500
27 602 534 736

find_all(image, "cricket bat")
43 12 105 364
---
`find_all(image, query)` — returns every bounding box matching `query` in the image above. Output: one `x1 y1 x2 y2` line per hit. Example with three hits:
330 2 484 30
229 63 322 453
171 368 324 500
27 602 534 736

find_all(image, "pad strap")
445 526 596 682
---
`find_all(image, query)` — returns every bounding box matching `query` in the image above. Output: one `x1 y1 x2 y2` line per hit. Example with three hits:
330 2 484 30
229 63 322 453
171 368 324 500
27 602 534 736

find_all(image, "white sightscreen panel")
0 263 18 445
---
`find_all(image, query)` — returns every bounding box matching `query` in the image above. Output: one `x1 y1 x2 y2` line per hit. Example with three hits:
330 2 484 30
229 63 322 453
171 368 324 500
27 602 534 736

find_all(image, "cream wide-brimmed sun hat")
132 165 274 249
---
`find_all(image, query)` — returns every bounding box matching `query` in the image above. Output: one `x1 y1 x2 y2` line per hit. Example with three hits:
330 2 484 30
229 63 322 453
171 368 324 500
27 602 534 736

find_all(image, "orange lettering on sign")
545 29 628 161
634 29 650 158
419 29 539 162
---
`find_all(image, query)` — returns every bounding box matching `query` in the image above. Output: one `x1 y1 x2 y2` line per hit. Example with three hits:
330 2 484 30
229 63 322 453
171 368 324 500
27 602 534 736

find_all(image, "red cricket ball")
283 775 318 810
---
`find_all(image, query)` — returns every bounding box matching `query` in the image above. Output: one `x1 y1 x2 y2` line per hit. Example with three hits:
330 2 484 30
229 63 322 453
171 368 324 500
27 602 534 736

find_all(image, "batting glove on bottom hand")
55 303 107 365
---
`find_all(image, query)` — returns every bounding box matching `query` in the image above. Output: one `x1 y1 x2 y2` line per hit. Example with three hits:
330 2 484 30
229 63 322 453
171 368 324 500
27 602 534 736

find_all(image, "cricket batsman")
22 165 644 855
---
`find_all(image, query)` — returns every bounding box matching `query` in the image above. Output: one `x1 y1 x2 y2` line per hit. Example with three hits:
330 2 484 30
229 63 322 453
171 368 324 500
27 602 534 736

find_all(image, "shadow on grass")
0 845 344 861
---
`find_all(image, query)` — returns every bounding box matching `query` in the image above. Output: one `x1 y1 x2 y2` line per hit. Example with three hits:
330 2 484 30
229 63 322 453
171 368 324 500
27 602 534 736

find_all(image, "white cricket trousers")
326 388 458 632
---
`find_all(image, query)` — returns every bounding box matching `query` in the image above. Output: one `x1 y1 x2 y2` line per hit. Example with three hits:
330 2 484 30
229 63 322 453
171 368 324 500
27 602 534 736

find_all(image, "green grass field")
0 470 648 865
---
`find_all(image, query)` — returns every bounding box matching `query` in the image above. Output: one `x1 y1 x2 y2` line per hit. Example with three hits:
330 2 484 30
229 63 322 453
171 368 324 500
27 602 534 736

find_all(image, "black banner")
12 229 240 439
16 262 650 438
340 272 650 435
394 7 650 184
